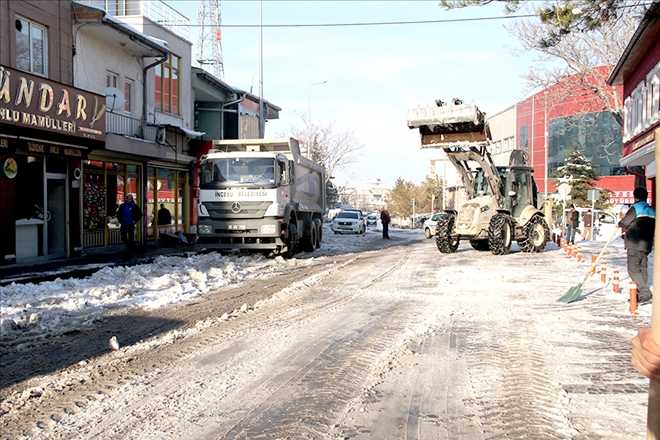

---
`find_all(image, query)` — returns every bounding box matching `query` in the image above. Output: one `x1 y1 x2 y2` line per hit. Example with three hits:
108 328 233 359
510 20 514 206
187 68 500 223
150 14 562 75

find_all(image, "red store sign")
606 190 653 205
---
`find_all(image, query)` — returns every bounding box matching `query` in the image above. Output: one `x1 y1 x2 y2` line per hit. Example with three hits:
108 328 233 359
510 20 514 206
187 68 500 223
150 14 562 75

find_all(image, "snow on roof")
72 0 170 55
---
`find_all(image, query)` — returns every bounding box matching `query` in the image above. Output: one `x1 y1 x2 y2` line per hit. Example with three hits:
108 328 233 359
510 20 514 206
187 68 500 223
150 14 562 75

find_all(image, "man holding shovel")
619 186 655 304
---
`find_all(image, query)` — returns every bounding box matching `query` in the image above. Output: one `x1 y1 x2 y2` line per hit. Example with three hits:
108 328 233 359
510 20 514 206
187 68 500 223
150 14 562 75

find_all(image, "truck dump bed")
407 102 491 148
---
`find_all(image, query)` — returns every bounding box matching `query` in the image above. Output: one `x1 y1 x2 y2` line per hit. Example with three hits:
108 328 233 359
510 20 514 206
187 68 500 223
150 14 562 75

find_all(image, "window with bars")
15 16 47 76
155 54 181 115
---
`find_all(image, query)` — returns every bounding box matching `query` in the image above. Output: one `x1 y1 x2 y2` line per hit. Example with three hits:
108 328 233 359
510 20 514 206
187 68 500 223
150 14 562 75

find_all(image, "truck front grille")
203 201 272 220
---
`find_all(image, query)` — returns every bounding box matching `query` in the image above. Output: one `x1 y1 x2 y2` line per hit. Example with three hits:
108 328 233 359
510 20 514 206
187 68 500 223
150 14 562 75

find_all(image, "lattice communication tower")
197 0 225 80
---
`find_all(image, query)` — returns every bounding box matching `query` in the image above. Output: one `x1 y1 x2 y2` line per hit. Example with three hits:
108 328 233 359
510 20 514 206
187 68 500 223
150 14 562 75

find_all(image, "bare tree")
279 113 365 183
505 10 639 126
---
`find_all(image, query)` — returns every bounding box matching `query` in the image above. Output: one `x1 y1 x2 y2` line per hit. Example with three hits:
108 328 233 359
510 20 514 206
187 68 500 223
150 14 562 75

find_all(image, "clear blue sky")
168 1 538 187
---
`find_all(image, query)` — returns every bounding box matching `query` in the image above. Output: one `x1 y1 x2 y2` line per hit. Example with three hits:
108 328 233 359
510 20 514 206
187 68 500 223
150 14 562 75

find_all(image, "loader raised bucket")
407 102 491 148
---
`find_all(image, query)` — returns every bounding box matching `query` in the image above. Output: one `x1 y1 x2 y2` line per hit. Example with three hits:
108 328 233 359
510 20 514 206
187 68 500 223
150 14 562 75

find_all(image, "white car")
332 210 366 234
423 213 441 239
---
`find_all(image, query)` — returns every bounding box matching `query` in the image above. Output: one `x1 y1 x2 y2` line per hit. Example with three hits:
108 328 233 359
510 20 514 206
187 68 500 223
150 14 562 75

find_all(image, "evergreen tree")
553 146 611 209
325 179 339 209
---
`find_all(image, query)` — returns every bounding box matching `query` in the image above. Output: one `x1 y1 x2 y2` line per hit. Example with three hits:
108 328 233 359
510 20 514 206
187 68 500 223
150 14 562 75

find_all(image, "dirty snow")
0 225 653 339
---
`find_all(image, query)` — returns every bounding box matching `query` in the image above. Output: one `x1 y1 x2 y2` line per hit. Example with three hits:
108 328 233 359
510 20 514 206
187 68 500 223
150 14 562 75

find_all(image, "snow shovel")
557 226 620 303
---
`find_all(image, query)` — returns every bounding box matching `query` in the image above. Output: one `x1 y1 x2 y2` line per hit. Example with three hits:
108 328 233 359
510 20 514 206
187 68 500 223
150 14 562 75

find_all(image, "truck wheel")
470 240 489 251
488 213 512 255
283 224 297 258
302 222 317 252
424 227 432 239
314 219 322 249
435 213 459 253
518 215 550 253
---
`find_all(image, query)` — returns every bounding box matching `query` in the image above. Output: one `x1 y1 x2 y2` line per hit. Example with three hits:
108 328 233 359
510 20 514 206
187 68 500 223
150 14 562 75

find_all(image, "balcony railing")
80 0 190 40
106 112 161 142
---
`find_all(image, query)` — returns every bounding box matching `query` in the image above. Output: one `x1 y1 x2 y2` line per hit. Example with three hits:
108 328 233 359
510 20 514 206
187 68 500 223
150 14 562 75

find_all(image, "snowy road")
0 228 654 439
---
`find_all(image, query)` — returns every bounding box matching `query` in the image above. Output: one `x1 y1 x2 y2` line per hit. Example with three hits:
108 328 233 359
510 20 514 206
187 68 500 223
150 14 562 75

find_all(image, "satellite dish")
101 87 125 111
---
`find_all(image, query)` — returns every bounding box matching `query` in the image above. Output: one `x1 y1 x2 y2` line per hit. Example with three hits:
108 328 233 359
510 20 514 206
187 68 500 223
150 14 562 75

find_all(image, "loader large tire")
518 214 550 253
489 213 512 255
435 213 459 253
470 239 490 251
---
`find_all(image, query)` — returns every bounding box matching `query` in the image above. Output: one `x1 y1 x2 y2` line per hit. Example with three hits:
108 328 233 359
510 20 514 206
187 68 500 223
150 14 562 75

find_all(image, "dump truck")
407 100 549 255
194 138 326 257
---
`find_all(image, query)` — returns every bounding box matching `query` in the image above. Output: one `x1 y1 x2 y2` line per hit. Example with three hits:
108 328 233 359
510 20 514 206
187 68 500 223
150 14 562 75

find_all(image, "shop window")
15 16 47 76
146 168 187 239
83 160 141 248
155 54 181 115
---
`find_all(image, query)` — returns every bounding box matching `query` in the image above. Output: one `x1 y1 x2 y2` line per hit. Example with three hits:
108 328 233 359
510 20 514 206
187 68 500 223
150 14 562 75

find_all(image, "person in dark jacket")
380 207 391 239
567 204 579 244
157 203 172 225
619 187 655 304
117 194 142 252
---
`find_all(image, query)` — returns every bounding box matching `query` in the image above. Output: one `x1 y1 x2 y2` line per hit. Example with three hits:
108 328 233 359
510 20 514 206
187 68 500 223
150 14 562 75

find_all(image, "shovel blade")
557 284 583 303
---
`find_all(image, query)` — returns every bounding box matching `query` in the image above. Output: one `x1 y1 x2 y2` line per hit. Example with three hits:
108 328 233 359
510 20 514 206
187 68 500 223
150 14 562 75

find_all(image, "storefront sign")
607 190 653 204
1 157 17 179
0 65 106 141
0 137 86 159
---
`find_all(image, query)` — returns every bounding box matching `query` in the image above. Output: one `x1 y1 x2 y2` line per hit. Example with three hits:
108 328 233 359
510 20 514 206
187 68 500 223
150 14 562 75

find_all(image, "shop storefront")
0 65 105 265
145 166 188 240
82 160 141 248
79 161 189 248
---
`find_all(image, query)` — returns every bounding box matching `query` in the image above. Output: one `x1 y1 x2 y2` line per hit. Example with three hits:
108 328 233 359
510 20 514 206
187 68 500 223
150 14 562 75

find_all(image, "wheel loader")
407 100 549 255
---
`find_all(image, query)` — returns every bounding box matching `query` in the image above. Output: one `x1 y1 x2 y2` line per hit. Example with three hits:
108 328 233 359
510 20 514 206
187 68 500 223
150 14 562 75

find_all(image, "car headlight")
198 224 212 234
261 224 277 234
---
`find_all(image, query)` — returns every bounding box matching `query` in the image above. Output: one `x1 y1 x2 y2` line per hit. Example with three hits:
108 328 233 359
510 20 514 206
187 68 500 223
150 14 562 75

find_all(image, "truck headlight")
198 224 212 234
261 224 277 234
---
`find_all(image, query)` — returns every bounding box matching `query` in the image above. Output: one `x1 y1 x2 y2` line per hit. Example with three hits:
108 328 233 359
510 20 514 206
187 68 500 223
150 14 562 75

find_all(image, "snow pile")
0 225 418 339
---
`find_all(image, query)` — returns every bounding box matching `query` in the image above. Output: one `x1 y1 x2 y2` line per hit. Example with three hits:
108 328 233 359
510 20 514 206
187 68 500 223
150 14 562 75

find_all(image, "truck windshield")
200 157 277 188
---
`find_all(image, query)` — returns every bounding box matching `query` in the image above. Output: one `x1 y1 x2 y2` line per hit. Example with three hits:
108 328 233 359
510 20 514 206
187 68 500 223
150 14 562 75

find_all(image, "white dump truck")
195 138 326 257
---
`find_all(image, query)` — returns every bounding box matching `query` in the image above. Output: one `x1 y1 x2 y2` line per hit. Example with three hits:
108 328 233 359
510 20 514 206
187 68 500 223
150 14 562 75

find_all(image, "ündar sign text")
0 65 106 141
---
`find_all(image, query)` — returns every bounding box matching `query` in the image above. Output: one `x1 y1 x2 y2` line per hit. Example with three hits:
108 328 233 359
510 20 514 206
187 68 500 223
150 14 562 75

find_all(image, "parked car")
366 214 378 227
332 210 366 234
423 213 442 239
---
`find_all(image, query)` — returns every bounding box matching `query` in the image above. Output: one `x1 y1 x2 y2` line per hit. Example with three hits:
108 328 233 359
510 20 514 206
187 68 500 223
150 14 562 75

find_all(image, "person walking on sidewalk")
117 194 142 253
380 207 391 239
567 204 579 244
619 186 655 304
582 209 593 241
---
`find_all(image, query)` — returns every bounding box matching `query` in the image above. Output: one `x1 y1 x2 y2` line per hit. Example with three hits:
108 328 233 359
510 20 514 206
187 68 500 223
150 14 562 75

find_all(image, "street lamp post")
307 80 327 157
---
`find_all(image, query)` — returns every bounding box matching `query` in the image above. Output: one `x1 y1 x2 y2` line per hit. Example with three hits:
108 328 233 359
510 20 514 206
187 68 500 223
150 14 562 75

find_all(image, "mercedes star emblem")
231 202 242 213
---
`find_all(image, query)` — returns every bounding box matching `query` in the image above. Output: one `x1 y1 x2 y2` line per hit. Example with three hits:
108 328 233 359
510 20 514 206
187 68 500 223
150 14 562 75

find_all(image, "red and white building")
607 0 660 208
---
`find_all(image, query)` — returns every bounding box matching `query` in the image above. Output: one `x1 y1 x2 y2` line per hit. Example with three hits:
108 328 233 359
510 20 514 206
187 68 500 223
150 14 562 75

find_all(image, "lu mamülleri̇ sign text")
0 65 106 141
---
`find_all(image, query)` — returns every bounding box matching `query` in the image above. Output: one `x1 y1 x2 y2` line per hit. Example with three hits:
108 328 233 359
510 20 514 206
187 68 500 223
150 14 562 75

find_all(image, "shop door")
46 175 67 258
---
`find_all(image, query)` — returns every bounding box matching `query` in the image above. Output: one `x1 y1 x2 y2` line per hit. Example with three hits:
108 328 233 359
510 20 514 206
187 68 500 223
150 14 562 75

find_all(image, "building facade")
73 0 202 249
608 0 660 207
0 1 106 265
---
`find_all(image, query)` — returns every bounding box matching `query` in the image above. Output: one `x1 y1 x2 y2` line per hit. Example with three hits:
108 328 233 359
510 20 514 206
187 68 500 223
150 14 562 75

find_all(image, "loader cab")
504 168 535 216
472 169 493 197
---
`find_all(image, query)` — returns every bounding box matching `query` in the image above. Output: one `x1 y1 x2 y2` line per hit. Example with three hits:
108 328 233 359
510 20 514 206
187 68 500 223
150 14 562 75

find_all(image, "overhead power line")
180 13 539 28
